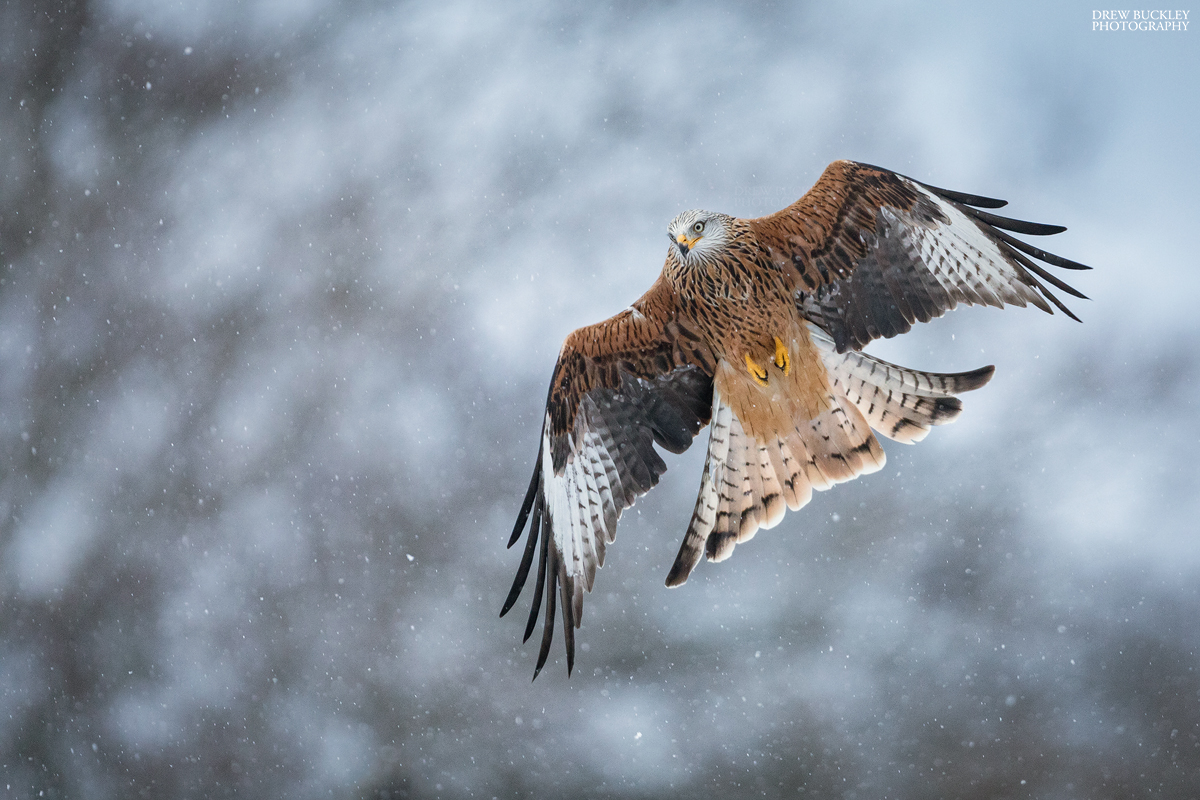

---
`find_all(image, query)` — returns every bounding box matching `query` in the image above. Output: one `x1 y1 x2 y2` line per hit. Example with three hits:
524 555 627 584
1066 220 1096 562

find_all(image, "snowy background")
2 1 1198 797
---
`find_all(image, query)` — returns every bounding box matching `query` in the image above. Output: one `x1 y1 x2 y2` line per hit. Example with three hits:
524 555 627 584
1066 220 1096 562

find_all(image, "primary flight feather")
502 160 1089 679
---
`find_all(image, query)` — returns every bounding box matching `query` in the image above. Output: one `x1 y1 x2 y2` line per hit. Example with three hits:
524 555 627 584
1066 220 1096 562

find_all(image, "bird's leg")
773 337 790 376
744 353 769 386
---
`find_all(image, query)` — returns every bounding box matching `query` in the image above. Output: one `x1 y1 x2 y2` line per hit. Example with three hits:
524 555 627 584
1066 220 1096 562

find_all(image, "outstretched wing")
502 275 715 679
749 160 1090 353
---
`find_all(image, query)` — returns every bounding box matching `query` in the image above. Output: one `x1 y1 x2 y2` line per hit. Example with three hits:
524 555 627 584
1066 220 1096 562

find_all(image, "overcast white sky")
1 1 1197 797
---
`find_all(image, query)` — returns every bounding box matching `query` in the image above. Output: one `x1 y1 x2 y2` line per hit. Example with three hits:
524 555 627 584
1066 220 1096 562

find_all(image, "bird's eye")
692 221 705 234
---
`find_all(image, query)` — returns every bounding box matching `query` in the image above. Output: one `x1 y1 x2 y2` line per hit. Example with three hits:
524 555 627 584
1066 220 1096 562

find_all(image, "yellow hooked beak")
674 232 700 256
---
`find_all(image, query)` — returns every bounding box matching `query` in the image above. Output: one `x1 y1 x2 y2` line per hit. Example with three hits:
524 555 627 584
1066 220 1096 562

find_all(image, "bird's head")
667 210 731 266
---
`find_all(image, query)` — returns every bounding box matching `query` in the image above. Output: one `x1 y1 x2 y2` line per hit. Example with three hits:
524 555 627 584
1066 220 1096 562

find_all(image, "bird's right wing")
503 275 715 679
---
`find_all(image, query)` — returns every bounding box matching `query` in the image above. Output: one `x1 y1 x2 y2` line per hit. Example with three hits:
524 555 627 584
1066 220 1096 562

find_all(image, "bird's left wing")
750 160 1090 353
502 275 715 678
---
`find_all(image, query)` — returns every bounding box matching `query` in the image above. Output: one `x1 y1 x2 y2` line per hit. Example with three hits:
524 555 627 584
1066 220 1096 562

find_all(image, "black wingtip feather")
1005 245 1090 301
501 493 542 618
522 505 550 642
967 208 1067 236
1045 289 1083 322
507 444 542 549
915 180 1009 209
1009 248 1084 321
559 569 576 676
934 188 1009 209
990 226 1093 271
532 547 559 681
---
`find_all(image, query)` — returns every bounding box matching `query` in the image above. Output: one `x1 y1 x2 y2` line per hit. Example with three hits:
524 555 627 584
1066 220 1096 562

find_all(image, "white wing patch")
539 390 664 625
541 417 607 623
901 182 1051 313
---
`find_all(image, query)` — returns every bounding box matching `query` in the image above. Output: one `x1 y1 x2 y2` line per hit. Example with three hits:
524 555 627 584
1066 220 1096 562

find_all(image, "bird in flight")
502 160 1088 678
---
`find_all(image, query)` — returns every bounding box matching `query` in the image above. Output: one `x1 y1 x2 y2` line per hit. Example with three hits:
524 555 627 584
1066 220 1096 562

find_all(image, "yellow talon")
745 353 769 386
774 337 790 375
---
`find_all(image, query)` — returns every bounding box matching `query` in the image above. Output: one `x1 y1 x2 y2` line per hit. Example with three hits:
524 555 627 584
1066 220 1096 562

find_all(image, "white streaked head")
667 209 732 266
